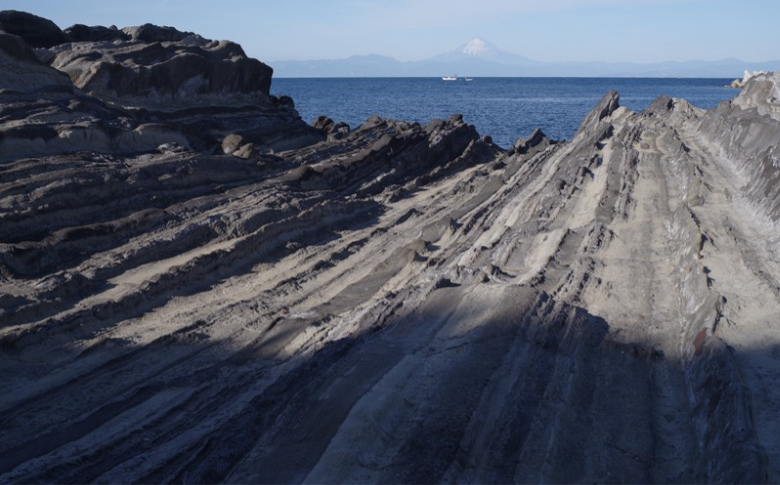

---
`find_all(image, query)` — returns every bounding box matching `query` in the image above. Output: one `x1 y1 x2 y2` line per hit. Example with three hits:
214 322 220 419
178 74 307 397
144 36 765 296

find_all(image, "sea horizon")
272 76 737 148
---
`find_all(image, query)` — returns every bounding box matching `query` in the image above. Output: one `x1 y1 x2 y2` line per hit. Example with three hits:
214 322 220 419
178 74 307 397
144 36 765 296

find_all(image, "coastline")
1 10 778 483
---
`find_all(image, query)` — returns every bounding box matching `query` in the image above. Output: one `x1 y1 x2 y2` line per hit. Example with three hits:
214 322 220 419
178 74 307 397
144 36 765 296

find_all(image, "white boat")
465 77 473 81
442 75 458 81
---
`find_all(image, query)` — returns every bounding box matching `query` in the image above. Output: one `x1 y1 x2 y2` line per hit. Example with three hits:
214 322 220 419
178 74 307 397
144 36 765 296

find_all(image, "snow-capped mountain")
462 38 492 56
428 37 538 66
270 38 780 78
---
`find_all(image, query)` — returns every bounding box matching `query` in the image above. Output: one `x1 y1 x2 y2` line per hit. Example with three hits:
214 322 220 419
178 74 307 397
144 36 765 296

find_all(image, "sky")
3 0 778 64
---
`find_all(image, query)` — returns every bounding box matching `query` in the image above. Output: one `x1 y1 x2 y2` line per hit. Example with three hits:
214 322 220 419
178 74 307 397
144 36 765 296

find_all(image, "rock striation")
0 11 319 161
2 11 780 485
48 31 272 103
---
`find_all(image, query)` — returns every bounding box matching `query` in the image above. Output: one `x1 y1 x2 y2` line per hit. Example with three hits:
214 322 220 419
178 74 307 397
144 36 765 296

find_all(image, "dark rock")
514 127 551 155
312 115 336 133
121 23 194 43
0 31 43 63
0 32 73 97
0 10 67 48
312 115 351 141
64 24 129 43
50 35 274 104
0 12 316 164
328 122 350 141
272 95 295 108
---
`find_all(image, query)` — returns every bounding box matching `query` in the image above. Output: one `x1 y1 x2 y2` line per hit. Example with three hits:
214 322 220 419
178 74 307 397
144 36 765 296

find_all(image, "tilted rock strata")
1 12 780 484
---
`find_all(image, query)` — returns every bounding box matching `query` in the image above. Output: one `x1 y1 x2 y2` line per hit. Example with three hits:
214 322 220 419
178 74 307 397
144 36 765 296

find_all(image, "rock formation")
2 10 780 484
0 10 320 161
728 69 769 88
0 10 67 48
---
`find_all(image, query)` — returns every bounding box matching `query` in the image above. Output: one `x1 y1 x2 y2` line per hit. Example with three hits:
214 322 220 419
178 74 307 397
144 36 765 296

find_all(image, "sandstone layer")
2 11 780 484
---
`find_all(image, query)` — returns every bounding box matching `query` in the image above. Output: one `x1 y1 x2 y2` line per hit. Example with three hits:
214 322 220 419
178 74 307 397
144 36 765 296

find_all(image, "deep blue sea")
270 77 737 149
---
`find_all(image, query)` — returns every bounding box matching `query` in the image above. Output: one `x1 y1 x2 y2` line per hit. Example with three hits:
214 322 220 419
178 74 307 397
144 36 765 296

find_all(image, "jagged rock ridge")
2 11 780 484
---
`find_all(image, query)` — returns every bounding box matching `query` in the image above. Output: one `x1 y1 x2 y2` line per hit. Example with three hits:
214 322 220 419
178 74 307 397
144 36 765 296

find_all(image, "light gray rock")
232 142 260 159
221 134 243 155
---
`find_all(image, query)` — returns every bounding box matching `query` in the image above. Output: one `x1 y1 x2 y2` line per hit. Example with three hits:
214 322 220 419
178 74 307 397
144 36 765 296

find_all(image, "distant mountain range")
271 38 780 78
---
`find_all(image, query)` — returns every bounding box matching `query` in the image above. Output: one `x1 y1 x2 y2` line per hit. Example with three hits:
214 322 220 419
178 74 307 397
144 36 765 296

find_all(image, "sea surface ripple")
272 77 737 148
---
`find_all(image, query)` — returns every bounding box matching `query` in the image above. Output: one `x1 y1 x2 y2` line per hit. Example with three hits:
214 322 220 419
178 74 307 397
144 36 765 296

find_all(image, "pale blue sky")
3 0 777 63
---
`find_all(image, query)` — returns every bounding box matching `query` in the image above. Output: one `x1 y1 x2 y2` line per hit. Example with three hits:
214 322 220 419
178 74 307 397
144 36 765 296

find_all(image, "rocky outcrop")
312 114 351 141
0 10 67 48
43 21 317 151
699 72 780 216
0 31 73 92
121 23 195 43
728 69 768 88
48 35 274 104
0 48 188 160
0 11 319 159
63 24 128 43
2 11 780 485
512 127 553 155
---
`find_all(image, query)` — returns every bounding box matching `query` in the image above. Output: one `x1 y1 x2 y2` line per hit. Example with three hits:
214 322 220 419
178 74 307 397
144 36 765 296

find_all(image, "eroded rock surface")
2 11 780 485
0 11 319 161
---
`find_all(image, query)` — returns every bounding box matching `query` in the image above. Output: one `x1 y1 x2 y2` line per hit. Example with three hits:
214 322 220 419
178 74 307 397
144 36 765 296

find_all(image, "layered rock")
48 33 273 104
0 10 67 48
2 10 780 485
700 72 780 216
0 10 319 160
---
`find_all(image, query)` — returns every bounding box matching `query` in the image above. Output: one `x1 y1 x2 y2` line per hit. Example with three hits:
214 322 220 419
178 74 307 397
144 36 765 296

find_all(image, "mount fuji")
270 38 780 78
428 38 538 66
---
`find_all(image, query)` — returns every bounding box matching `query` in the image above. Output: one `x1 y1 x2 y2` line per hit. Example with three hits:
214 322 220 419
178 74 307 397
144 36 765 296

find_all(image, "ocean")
270 77 737 149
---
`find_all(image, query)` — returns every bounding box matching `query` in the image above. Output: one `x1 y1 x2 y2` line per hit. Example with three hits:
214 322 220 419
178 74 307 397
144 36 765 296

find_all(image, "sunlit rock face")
49 30 274 105
2 11 780 484
0 11 319 161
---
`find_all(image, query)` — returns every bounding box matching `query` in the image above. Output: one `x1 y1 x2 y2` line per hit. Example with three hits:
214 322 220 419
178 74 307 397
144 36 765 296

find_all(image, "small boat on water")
465 77 473 81
442 75 458 81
